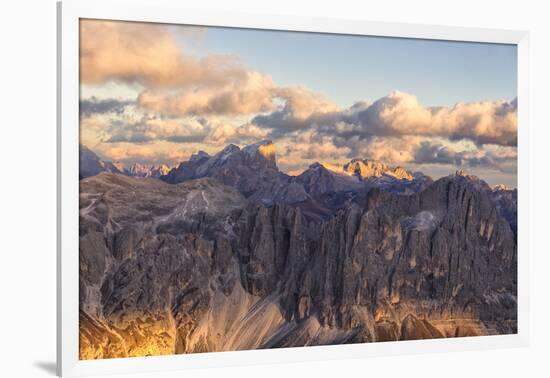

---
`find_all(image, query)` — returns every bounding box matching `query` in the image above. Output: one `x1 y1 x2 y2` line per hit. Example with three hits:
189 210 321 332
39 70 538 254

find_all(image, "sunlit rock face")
124 163 171 178
79 168 517 359
342 158 414 181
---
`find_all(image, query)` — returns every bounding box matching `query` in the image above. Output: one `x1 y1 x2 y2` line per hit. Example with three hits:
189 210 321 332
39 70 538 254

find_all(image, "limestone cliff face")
304 177 516 334
79 172 517 359
343 158 414 180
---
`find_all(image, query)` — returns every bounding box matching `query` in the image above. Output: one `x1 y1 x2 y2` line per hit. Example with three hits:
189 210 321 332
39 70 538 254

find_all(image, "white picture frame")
57 0 530 376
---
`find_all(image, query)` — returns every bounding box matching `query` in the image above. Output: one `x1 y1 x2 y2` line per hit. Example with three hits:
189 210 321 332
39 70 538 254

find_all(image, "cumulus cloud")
339 135 517 171
104 116 210 144
274 132 353 173
252 90 517 148
287 135 351 161
233 123 270 141
80 116 108 147
81 19 284 118
271 86 341 121
80 97 132 117
342 135 420 164
411 141 518 173
204 123 235 146
252 86 341 134
80 115 106 131
354 91 517 146
202 122 271 146
80 19 245 89
413 142 464 165
136 79 343 121
137 72 276 116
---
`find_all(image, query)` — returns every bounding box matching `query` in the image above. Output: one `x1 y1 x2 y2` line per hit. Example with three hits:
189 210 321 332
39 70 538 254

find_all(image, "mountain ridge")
78 170 517 358
79 141 516 233
79 144 173 179
159 140 435 221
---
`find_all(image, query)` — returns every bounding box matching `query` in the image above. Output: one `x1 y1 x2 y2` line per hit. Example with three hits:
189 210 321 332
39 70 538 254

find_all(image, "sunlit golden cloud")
137 72 277 116
80 19 245 89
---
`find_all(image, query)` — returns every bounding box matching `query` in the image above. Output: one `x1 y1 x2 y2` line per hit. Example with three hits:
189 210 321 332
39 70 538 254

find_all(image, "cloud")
413 142 463 165
204 123 235 146
137 72 276 116
346 136 420 164
80 116 108 147
413 141 517 171
204 121 269 146
104 116 210 144
80 115 106 131
95 141 199 165
354 91 517 146
252 91 517 147
233 123 270 141
252 86 341 134
80 19 245 89
80 19 286 117
80 97 133 117
338 135 517 171
205 123 270 146
272 86 341 121
97 143 158 162
275 132 353 173
100 113 271 147
286 136 351 161
136 78 341 120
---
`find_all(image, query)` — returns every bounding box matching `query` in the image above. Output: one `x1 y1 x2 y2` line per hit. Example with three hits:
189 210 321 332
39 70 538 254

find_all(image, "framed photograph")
57 0 529 376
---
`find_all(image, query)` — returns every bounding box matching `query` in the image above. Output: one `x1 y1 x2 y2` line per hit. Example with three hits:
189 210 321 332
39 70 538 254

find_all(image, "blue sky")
177 25 517 107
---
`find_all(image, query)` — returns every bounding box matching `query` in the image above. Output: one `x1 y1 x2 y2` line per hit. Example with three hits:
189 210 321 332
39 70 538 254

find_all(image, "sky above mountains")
79 19 518 186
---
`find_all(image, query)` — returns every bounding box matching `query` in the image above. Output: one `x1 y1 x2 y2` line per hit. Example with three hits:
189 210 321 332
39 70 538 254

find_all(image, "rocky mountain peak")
216 144 241 160
157 164 171 175
126 163 148 175
79 144 123 179
241 140 278 171
124 162 172 178
342 158 414 181
343 158 389 177
112 162 126 172
385 166 414 180
320 162 349 174
303 162 351 179
348 159 377 176
493 184 515 192
308 162 326 170
190 150 210 162
243 140 276 160
451 170 491 192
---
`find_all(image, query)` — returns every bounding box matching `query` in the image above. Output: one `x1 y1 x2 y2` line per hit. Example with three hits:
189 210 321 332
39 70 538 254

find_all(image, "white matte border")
57 1 530 376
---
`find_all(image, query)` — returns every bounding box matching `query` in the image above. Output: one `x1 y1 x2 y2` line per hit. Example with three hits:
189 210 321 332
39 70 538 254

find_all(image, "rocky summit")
78 142 517 359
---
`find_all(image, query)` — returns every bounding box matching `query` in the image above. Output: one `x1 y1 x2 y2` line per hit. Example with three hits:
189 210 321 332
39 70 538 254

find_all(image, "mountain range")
80 145 171 179
78 140 518 359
